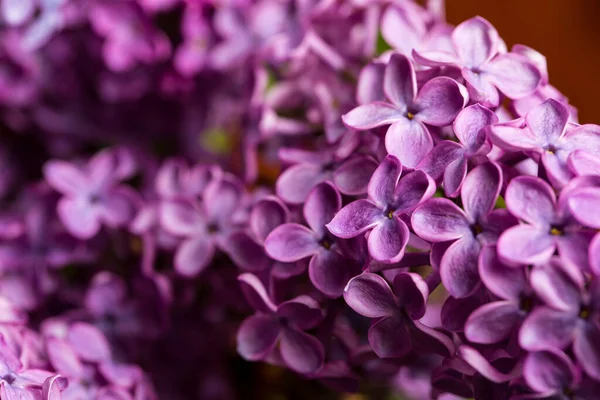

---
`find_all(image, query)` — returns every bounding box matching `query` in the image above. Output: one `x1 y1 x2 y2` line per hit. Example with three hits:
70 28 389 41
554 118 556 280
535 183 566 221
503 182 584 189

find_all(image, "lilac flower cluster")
0 0 598 399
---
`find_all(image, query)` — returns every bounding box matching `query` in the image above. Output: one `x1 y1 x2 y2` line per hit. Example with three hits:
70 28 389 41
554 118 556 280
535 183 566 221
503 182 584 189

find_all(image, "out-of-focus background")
446 0 600 123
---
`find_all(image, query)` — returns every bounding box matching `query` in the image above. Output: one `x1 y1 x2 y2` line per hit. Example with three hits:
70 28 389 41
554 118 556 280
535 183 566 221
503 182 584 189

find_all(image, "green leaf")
376 31 393 56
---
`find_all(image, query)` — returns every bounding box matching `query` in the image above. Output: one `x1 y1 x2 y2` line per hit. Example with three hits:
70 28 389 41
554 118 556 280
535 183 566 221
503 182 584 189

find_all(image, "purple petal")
43 161 87 196
573 323 600 380
343 273 397 318
393 170 436 214
99 189 135 228
304 182 341 237
461 162 502 221
485 54 541 98
443 157 468 198
368 316 411 358
497 225 555 265
525 99 569 146
567 187 600 229
415 77 467 126
326 200 382 239
519 307 577 351
341 102 403 130
392 272 429 319
46 337 84 378
203 174 243 223
250 196 290 242
530 258 583 312
238 273 277 313
174 236 215 277
385 119 433 169
276 163 328 205
412 49 460 67
279 328 324 374
453 104 498 149
590 233 600 275
462 68 500 108
68 322 111 362
57 198 100 239
276 295 322 330
490 122 542 151
367 216 409 262
160 200 204 237
563 124 600 153
411 198 470 242
452 16 499 68
264 224 319 262
309 250 356 299
221 231 270 272
409 320 455 358
569 150 600 176
464 301 522 344
384 53 416 108
237 315 280 361
458 345 521 383
524 349 575 393
441 292 486 332
333 155 378 196
42 375 67 400
440 236 481 298
357 61 385 104
367 155 402 208
2 0 35 25
505 176 557 226
478 246 527 300
416 141 463 180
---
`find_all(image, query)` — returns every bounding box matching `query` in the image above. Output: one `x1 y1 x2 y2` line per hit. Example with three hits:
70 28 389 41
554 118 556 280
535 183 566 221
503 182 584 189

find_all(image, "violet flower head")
43 151 137 239
327 155 436 262
497 175 592 268
236 273 324 374
342 53 467 168
413 16 542 107
491 99 600 187
265 182 359 297
412 162 516 297
343 272 454 359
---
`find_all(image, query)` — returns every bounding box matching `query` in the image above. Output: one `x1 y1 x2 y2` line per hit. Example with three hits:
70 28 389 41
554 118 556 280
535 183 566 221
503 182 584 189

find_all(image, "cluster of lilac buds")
0 0 599 399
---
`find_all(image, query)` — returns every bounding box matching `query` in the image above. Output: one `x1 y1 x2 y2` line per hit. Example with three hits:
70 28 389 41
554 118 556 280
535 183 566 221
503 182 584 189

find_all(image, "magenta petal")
276 296 322 330
567 187 600 229
276 163 328 205
573 323 600 380
57 198 100 239
478 246 527 300
174 236 215 277
279 328 324 374
416 141 463 181
203 175 243 223
68 322 111 362
326 200 382 239
525 99 569 146
238 273 277 313
590 233 600 275
367 154 401 207
385 119 433 169
393 272 429 319
465 301 522 344
440 237 481 298
461 162 502 221
530 259 583 313
237 315 280 361
341 102 403 130
356 61 385 104
160 200 204 237
343 273 397 318
46 337 84 378
415 77 467 126
569 150 600 176
367 216 409 262
42 375 67 400
383 53 416 108
443 157 468 198
393 170 436 213
485 54 541 98
368 316 411 358
452 16 498 67
519 307 577 351
453 104 498 149
524 349 575 393
264 224 319 262
490 123 541 151
497 225 555 265
99 189 134 227
408 320 455 358
250 196 289 242
411 198 470 242
221 231 270 272
43 161 88 195
463 68 500 108
412 49 460 67
308 250 355 299
304 182 341 237
333 155 378 196
505 176 557 225
458 345 521 383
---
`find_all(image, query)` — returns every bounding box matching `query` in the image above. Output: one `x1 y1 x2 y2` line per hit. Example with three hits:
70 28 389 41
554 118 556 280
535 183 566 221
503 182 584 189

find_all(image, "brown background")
445 0 600 123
